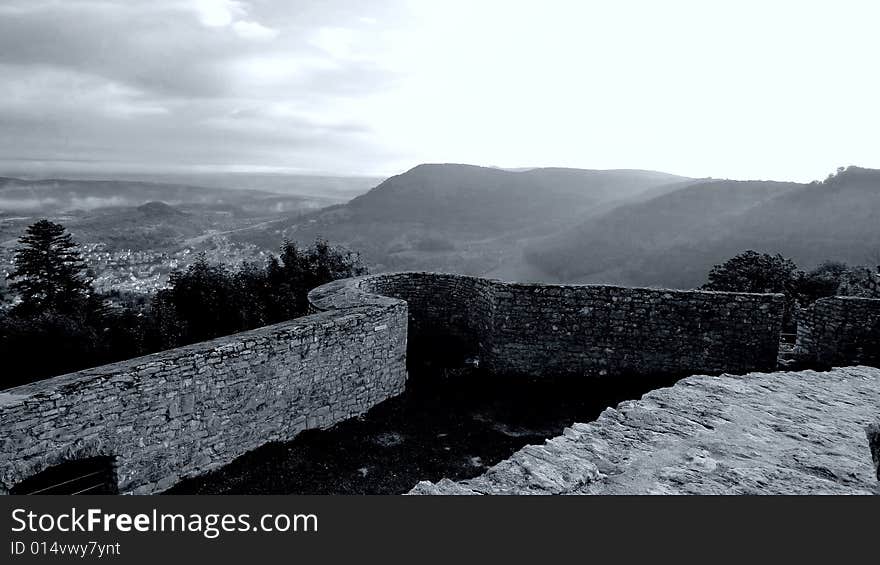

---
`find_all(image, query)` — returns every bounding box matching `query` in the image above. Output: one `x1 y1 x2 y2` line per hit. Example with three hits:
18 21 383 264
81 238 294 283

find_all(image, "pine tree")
9 219 93 315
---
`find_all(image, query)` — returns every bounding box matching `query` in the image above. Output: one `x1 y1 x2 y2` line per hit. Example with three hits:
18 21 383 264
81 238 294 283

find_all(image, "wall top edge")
317 271 788 299
0 303 391 400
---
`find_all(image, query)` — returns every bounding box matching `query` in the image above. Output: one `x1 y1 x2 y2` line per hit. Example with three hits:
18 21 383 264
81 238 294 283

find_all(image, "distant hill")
0 170 383 202
137 201 188 218
0 176 347 252
0 176 338 216
62 202 208 251
526 166 880 288
713 166 880 268
232 164 691 273
8 163 875 289
345 164 687 230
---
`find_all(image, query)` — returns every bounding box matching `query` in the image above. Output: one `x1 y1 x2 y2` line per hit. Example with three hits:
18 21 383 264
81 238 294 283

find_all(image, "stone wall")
350 273 495 363
796 296 880 366
1 271 786 495
0 293 407 494
314 272 785 378
489 283 782 376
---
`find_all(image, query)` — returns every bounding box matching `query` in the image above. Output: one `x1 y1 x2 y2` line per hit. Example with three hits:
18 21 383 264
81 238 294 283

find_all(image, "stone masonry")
326 272 785 378
796 296 880 366
0 296 407 494
0 271 807 494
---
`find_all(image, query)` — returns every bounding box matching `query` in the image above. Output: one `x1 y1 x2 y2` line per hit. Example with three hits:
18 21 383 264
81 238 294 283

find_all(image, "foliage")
702 253 861 305
0 311 103 388
1 221 120 386
702 251 802 295
797 261 849 304
150 239 367 346
8 219 94 316
702 251 803 331
1 225 367 389
837 265 880 298
702 252 877 331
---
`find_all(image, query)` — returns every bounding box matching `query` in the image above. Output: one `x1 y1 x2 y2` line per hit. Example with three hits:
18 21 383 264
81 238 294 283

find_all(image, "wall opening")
10 457 118 495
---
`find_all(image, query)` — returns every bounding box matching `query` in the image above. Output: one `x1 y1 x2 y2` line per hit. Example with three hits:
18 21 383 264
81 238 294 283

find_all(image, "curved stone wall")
0 288 407 495
0 271 785 495
311 272 785 378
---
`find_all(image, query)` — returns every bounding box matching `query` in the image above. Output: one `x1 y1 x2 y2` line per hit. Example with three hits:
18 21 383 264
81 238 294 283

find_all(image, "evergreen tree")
1 231 369 388
9 220 93 315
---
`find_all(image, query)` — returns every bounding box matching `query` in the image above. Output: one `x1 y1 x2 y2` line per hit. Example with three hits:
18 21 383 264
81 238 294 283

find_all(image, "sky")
0 0 878 182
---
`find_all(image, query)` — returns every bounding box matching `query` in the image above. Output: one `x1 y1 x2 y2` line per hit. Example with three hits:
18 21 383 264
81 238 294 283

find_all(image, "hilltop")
344 164 688 230
526 166 880 287
61 201 206 250
233 164 691 273
136 201 188 218
5 163 879 290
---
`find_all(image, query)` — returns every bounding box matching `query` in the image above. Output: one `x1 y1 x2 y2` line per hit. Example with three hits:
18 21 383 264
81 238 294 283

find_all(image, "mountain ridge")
525 166 880 287
230 163 695 274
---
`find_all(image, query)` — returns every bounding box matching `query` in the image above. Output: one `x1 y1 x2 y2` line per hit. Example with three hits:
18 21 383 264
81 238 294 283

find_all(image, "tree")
143 239 369 349
8 220 93 316
837 265 880 298
702 251 802 295
702 250 803 330
0 309 104 387
797 261 848 304
276 238 368 317
154 255 239 345
1 231 369 387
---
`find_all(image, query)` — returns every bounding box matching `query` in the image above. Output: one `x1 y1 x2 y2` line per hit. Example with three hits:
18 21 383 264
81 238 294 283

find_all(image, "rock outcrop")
411 366 880 495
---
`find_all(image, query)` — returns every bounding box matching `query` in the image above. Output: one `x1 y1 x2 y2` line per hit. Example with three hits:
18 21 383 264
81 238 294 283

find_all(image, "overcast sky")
1 0 878 181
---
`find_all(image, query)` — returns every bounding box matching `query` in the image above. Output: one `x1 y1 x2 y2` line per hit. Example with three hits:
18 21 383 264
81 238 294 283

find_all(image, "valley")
0 173 381 296
3 164 880 298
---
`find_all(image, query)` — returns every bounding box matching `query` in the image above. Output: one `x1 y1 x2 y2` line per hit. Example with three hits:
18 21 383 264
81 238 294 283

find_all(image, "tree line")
0 220 367 389
3 221 875 389
701 250 879 330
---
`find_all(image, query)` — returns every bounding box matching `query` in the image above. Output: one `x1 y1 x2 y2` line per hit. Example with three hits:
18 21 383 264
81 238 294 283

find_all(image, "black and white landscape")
0 2 879 496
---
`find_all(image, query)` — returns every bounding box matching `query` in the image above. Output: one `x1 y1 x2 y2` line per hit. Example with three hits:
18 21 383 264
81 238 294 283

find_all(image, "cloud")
232 20 280 41
2 0 878 180
0 0 411 174
309 27 356 59
192 0 246 27
192 1 280 41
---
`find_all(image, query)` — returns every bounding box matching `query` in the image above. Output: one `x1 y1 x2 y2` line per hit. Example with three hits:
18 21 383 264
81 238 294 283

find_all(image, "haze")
1 0 878 182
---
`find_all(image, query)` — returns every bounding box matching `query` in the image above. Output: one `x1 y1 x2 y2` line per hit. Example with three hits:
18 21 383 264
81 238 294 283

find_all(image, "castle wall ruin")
796 296 880 366
0 271 797 494
338 272 785 377
0 294 407 494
